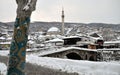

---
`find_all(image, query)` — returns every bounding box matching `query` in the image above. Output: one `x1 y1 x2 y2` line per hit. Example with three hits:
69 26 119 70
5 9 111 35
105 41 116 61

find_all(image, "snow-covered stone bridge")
41 47 98 61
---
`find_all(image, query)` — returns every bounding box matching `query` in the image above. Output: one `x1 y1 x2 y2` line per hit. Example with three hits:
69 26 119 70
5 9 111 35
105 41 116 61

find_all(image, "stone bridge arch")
66 52 83 60
89 55 96 61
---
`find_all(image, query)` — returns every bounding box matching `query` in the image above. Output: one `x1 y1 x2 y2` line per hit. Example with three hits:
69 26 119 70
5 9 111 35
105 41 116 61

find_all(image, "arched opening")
89 56 95 61
85 55 87 59
66 53 82 60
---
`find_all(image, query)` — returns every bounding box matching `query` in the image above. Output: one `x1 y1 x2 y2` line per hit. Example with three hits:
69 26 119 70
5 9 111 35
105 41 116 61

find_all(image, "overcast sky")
0 0 120 24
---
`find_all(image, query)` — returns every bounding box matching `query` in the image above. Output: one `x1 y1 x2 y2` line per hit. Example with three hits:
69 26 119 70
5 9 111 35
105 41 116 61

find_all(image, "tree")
7 0 37 75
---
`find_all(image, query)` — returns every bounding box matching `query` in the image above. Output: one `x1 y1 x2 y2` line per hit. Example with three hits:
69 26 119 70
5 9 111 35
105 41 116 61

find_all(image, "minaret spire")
61 7 65 36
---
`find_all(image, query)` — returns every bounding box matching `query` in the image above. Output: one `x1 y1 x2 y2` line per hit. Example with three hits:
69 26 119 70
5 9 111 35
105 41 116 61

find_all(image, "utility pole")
7 0 37 75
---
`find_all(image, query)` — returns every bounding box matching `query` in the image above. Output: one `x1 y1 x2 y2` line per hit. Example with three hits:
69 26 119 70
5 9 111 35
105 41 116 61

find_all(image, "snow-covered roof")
0 42 11 44
88 32 103 40
28 36 31 39
48 27 60 32
63 36 80 39
0 50 9 56
117 36 120 39
6 37 12 40
104 41 120 44
45 38 64 43
90 36 103 40
0 37 5 40
76 33 87 37
28 40 35 44
77 41 96 45
38 35 45 38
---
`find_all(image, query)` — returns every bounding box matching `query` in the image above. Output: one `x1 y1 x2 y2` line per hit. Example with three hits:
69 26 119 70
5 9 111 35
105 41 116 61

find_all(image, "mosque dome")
48 27 60 32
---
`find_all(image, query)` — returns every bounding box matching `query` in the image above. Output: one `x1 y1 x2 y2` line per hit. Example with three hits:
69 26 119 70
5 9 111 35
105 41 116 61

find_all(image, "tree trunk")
7 0 37 75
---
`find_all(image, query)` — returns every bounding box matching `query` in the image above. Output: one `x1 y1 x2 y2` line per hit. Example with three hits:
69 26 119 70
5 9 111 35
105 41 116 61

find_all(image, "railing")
97 48 120 61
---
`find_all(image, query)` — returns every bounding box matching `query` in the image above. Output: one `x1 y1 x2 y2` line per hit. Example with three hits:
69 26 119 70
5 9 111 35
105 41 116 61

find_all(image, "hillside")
0 21 120 32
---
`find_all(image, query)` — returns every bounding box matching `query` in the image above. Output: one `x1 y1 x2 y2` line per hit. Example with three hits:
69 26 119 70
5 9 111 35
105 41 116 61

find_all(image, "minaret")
61 8 65 36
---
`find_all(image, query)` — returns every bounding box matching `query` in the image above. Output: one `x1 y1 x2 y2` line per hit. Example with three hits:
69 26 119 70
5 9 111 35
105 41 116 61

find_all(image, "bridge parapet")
97 48 120 61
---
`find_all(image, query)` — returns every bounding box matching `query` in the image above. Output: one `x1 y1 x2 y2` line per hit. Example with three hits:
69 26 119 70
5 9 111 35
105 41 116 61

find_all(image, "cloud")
0 0 120 24
0 0 16 22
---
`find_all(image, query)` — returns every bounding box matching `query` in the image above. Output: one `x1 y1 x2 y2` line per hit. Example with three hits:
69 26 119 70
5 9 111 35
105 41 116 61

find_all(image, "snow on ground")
27 55 120 75
0 50 9 56
0 50 120 75
0 62 7 75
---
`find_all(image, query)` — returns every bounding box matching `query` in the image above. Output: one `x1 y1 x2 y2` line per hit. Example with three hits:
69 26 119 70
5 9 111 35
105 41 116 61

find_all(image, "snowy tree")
7 0 37 75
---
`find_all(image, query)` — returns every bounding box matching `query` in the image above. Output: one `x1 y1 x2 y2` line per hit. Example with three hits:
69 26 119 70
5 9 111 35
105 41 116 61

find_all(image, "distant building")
45 38 64 47
63 36 81 46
